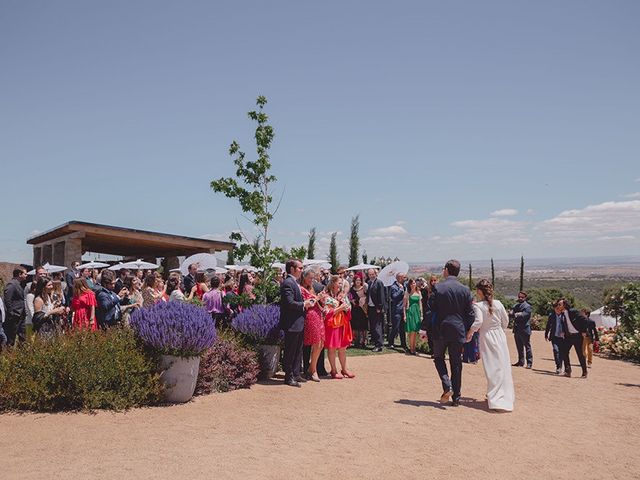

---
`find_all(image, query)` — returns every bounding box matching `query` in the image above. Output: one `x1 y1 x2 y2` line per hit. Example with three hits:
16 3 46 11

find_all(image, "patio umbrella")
181 253 219 275
108 263 124 271
225 265 243 271
26 262 67 275
78 261 110 269
346 263 380 271
119 259 160 270
378 260 410 287
204 267 228 275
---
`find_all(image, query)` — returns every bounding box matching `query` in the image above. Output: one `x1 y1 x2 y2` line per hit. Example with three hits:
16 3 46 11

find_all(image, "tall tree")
468 263 473 289
328 232 339 274
290 246 307 260
210 96 279 303
491 258 495 287
519 255 525 293
307 227 316 259
348 214 360 267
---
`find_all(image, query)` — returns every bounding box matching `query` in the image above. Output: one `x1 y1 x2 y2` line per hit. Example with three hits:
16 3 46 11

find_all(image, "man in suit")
279 259 313 387
366 268 386 352
510 291 533 368
183 263 198 297
420 259 475 407
387 273 408 350
114 268 130 294
582 309 598 367
65 261 80 305
559 299 589 378
545 300 569 374
3 267 28 345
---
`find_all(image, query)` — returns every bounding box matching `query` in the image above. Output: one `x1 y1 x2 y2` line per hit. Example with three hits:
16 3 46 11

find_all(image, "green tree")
528 288 580 317
307 227 316 259
290 246 307 260
468 264 473 289
491 258 495 288
519 255 525 292
604 283 640 332
210 96 280 303
348 215 360 267
328 232 339 274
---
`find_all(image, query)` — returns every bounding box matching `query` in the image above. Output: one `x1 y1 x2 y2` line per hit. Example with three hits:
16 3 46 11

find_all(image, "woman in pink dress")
71 278 97 331
300 268 325 382
322 275 355 379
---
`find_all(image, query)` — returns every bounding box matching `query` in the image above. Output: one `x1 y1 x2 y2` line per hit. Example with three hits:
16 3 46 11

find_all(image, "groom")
420 259 475 407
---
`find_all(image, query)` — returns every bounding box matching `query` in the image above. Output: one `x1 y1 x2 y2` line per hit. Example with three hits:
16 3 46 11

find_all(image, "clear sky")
1 1 639 265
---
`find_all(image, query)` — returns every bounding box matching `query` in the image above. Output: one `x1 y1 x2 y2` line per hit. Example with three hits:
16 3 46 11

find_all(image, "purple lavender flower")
130 302 216 357
232 304 283 345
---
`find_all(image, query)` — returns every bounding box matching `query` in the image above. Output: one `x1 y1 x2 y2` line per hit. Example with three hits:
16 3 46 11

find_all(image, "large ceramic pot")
256 344 281 380
160 354 201 403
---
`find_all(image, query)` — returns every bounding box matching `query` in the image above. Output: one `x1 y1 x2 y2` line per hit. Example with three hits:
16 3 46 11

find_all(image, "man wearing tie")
558 299 589 378
279 259 313 387
545 300 569 375
366 268 386 353
420 259 475 407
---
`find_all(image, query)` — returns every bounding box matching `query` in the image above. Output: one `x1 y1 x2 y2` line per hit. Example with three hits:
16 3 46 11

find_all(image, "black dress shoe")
525 364 532 369
294 376 308 383
451 399 460 407
512 362 524 367
285 379 301 387
372 346 383 353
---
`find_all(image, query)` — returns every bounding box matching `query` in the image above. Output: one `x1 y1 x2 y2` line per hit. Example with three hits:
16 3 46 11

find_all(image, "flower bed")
598 328 640 361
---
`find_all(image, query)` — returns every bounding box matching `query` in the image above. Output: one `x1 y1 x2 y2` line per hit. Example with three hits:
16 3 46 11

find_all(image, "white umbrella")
272 262 286 270
204 267 228 275
303 259 328 266
27 262 67 275
181 253 219 275
78 261 110 269
119 259 159 270
346 263 380 271
108 263 124 271
378 260 410 287
225 265 244 271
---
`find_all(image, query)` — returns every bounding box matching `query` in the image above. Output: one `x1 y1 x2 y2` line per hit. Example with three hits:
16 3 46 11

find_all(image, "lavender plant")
130 302 216 357
231 304 283 345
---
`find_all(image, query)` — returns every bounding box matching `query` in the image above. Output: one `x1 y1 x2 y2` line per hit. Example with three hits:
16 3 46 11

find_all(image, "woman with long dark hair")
348 274 368 348
467 279 514 411
32 276 67 337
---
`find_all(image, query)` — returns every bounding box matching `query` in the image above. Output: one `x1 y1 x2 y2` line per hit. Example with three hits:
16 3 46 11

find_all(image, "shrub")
195 332 259 394
603 283 640 333
598 328 640 361
130 301 216 357
231 304 282 345
531 314 548 331
0 328 162 411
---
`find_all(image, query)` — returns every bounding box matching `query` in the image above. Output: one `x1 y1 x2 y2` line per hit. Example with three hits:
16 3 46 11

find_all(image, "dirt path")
1 331 639 480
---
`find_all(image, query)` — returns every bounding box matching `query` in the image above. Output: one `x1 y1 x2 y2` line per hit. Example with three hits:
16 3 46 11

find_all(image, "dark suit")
545 312 568 371
387 281 407 348
183 274 196 297
3 278 26 345
511 300 533 366
427 276 475 401
561 309 588 376
367 277 386 348
279 274 305 382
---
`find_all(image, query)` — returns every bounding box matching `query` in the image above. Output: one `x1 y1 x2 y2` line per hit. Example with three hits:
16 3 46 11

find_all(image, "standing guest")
366 268 386 352
202 277 225 325
348 274 368 348
123 275 144 310
183 263 198 297
155 275 169 302
388 273 408 350
420 275 438 355
545 300 571 375
65 261 80 303
510 291 533 368
192 272 210 300
467 279 514 411
80 267 94 289
404 278 422 355
142 273 164 308
559 299 589 378
3 267 28 345
238 272 255 299
32 276 67 337
280 259 312 387
24 265 47 296
70 278 97 331
94 270 128 328
323 275 354 379
114 268 130 294
300 268 325 381
167 276 186 302
582 309 598 368
135 269 144 282
420 259 475 407
91 269 100 287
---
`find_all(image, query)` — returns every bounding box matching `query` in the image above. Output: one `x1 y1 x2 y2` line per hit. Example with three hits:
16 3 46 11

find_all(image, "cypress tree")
519 255 525 292
491 258 495 287
307 227 316 259
328 232 339 274
348 215 360 267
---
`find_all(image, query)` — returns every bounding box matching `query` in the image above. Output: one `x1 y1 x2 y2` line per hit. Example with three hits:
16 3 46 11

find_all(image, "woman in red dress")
300 268 325 382
71 278 97 331
322 275 355 379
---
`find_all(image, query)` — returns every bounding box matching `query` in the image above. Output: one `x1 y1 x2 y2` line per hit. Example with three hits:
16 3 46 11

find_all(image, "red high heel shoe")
330 371 344 379
341 370 355 378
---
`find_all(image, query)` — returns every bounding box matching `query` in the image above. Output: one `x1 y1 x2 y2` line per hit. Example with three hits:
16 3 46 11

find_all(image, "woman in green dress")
403 278 423 355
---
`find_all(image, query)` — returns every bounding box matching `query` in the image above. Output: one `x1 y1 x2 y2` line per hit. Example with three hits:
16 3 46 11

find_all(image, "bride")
467 279 515 411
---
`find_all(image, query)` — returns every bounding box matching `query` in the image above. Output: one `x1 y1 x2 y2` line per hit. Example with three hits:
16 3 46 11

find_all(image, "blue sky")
1 1 639 264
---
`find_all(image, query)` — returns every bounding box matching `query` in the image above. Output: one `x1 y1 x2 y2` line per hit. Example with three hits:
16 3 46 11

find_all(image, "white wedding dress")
470 300 515 411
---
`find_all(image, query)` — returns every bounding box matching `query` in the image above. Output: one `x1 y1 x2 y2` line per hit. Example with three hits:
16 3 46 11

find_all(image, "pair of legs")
432 337 464 401
307 341 324 379
407 331 418 353
562 334 588 376
513 329 533 367
368 309 384 349
550 336 569 372
3 315 26 346
283 331 304 383
582 336 593 365
387 313 407 348
327 347 354 378
354 329 367 347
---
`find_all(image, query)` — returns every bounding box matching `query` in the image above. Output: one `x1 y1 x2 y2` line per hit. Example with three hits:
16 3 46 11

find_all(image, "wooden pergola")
27 221 235 271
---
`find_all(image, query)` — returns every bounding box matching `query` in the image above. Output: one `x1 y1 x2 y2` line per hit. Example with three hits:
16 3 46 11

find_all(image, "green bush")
0 328 163 411
604 283 640 333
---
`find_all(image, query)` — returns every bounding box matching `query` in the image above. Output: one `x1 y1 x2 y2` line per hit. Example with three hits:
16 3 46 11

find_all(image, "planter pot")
256 344 281 380
160 354 201 403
